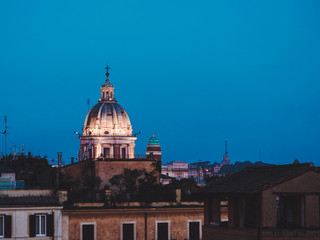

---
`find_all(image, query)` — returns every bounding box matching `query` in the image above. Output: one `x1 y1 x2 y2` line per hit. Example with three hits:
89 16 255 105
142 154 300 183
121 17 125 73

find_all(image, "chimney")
176 189 181 204
105 189 111 201
58 152 62 168
57 190 68 204
105 189 112 206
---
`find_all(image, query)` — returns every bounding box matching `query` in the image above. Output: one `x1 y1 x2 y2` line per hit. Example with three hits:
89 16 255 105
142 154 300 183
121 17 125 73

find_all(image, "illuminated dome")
83 102 133 136
82 66 133 137
79 66 136 160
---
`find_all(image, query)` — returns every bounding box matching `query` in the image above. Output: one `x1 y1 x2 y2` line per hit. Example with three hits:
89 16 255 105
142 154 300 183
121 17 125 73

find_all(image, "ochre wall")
95 160 155 188
64 208 203 240
61 161 92 181
61 160 156 189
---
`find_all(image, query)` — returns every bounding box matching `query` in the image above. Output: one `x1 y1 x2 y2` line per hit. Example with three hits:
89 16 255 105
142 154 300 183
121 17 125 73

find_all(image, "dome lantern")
100 65 116 102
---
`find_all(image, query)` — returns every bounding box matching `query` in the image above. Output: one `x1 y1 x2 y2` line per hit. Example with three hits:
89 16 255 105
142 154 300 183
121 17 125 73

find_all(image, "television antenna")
2 116 8 165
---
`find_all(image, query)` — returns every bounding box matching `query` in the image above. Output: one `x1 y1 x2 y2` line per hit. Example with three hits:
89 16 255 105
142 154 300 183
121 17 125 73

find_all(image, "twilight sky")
1 0 320 166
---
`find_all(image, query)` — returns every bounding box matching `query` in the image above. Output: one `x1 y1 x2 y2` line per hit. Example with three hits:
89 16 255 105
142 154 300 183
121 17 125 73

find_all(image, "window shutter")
4 215 11 238
46 214 54 237
29 215 36 237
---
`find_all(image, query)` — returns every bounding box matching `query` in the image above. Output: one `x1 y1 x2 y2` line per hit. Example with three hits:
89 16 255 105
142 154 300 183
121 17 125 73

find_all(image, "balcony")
96 154 148 161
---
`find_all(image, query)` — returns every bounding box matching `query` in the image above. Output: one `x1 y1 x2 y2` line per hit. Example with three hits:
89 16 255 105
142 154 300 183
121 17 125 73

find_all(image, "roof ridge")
245 162 313 170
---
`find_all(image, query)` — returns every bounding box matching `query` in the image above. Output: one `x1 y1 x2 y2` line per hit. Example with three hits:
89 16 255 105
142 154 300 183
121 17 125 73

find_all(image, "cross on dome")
105 65 111 76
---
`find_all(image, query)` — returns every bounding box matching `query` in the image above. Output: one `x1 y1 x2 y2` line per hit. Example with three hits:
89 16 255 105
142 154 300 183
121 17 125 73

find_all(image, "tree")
1 154 53 188
109 169 143 200
109 168 159 202
204 175 225 185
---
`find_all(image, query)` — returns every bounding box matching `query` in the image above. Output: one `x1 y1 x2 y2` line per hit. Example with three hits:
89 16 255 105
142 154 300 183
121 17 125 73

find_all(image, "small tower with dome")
146 133 162 161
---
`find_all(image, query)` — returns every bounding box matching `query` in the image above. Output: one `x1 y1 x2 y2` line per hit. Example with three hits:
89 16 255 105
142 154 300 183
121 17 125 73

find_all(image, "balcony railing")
0 180 25 190
96 154 147 160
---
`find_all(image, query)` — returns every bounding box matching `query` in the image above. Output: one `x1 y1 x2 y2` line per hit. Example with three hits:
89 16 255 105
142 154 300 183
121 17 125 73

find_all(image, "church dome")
83 102 133 136
82 66 133 137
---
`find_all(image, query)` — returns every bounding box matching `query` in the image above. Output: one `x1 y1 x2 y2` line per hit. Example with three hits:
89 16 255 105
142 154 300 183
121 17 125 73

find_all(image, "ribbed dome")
83 102 133 137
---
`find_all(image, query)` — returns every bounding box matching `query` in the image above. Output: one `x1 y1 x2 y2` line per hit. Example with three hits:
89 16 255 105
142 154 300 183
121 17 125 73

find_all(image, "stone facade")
62 207 203 240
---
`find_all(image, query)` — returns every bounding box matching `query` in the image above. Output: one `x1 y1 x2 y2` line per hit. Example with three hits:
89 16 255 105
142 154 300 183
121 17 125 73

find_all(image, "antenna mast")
87 98 90 112
3 116 7 165
225 138 228 156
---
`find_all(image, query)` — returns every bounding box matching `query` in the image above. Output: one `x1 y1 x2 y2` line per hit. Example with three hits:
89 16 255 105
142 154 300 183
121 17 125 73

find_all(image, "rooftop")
0 165 15 173
203 163 319 194
0 195 60 206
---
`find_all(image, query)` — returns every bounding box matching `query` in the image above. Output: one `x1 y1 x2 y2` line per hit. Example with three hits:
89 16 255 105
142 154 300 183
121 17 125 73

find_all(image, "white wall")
0 206 62 240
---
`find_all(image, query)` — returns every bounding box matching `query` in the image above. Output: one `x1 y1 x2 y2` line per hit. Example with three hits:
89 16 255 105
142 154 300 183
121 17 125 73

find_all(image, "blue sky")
1 0 320 165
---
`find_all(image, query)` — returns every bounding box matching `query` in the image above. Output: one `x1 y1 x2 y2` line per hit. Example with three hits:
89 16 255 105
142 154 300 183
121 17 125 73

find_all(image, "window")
103 148 110 158
277 195 304 228
122 148 126 159
36 215 46 236
208 198 228 226
81 223 95 240
0 216 3 238
121 222 135 240
220 200 229 223
155 221 170 240
188 220 202 240
0 215 11 238
29 214 53 237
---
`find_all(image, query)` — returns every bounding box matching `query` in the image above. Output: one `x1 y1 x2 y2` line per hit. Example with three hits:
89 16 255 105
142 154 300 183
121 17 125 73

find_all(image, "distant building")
0 165 24 190
221 138 230 166
162 160 189 179
189 161 211 183
189 165 203 179
202 163 320 240
213 165 221 173
160 174 175 185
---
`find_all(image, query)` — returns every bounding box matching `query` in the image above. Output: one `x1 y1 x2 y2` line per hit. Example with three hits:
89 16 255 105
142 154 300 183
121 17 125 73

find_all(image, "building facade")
0 189 64 239
62 189 203 240
162 161 189 180
202 163 320 240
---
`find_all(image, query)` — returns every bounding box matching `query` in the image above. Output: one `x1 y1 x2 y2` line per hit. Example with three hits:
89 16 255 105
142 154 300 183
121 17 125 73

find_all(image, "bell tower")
146 133 162 161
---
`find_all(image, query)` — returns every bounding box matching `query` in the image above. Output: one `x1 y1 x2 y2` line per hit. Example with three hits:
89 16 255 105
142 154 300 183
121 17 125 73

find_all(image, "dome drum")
79 136 136 160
